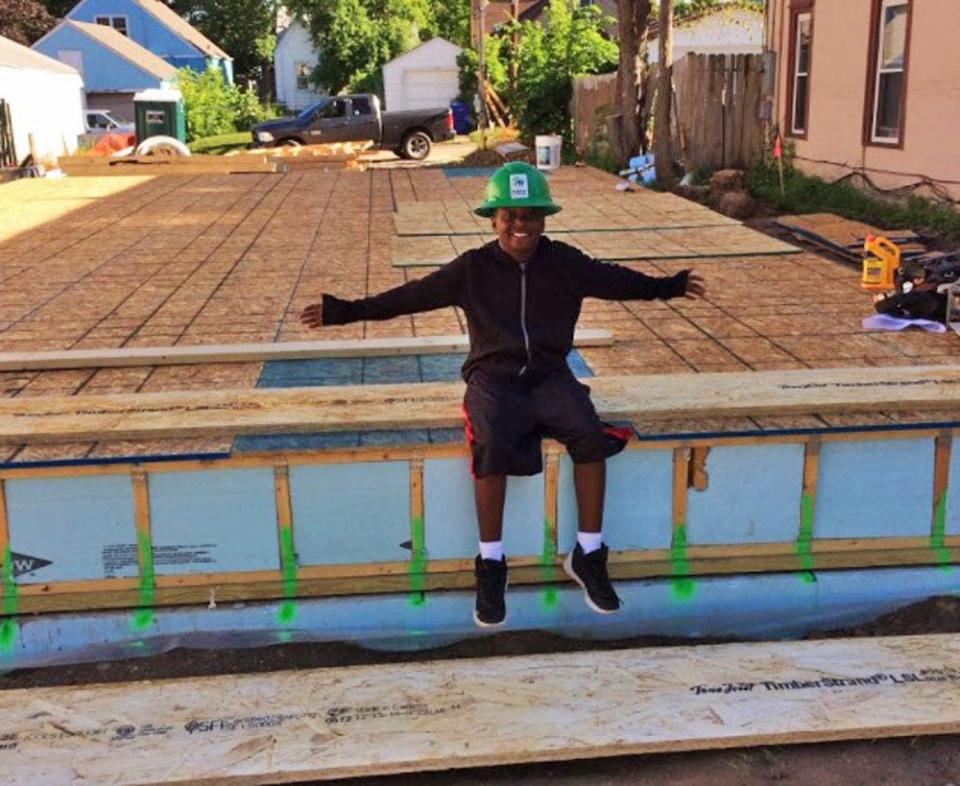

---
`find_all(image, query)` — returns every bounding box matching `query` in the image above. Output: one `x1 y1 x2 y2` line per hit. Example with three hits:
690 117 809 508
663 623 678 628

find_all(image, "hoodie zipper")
518 262 532 376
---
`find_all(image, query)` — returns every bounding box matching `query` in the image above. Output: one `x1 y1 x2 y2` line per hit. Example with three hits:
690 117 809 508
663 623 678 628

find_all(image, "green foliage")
672 0 764 22
174 67 273 142
435 0 470 47
459 1 616 144
289 0 438 94
510 1 618 143
175 0 277 85
746 161 960 244
457 36 510 103
188 131 251 154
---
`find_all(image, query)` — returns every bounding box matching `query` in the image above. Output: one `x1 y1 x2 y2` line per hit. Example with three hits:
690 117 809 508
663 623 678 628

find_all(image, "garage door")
401 68 458 111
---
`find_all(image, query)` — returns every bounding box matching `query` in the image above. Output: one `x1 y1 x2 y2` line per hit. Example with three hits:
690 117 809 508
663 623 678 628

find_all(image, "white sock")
577 531 603 554
479 540 504 561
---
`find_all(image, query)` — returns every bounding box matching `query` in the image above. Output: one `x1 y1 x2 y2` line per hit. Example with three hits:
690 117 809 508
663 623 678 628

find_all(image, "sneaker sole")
563 551 619 615
472 578 509 629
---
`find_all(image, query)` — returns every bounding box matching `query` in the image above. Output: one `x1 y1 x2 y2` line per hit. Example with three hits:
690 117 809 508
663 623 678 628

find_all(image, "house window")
95 15 128 36
295 62 310 91
788 7 813 136
867 0 910 145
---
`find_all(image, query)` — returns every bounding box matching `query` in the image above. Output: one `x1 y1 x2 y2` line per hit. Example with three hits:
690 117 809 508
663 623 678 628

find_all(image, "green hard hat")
474 161 562 217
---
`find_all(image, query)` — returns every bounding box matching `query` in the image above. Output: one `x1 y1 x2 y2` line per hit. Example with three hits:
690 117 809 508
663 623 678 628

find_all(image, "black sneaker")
563 543 621 614
474 555 508 627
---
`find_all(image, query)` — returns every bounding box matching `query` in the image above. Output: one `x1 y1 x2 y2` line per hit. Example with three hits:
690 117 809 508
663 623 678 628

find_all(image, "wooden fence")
571 72 618 158
673 53 766 172
572 53 766 171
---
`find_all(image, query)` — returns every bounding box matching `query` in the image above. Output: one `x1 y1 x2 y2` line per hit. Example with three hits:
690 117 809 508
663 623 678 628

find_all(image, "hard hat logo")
509 174 529 200
474 161 562 217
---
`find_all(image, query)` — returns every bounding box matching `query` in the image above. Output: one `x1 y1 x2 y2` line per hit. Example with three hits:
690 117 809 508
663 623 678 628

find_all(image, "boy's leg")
573 460 605 534
532 373 625 613
463 374 541 628
475 474 507 543
473 473 509 627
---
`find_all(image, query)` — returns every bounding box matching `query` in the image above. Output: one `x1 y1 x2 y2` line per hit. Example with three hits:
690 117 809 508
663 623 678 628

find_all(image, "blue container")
450 101 472 135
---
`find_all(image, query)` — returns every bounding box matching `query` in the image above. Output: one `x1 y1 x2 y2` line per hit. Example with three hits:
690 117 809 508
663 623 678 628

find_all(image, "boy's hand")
300 302 324 329
685 272 707 300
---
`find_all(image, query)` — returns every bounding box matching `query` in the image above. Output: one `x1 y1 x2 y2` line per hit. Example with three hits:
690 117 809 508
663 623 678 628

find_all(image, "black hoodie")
322 237 689 382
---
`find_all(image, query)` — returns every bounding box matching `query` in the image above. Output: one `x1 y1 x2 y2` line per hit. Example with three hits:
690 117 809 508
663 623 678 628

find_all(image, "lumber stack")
262 140 375 170
59 153 281 176
2 365 960 445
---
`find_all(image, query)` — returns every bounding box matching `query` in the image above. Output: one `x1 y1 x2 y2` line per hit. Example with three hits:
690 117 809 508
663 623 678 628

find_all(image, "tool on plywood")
861 234 902 293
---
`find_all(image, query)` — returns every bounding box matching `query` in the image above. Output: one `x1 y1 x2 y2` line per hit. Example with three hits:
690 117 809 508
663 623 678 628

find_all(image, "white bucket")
534 134 562 171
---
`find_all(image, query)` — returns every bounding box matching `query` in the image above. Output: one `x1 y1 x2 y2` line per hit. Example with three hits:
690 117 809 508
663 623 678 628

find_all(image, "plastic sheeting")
2 566 959 670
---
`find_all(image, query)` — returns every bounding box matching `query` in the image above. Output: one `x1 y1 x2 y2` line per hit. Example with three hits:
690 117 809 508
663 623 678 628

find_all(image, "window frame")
785 1 815 140
863 0 912 148
294 62 310 92
94 15 128 36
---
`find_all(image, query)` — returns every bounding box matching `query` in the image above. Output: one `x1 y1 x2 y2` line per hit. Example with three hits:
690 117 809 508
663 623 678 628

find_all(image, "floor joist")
2 634 959 784
0 330 613 372
1 365 959 445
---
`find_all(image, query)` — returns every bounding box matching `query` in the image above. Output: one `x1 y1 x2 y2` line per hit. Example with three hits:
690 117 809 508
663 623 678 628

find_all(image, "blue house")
42 0 232 80
33 20 176 120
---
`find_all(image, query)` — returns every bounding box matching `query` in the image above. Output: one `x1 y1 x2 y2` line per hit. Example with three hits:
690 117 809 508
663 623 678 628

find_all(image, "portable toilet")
133 88 186 144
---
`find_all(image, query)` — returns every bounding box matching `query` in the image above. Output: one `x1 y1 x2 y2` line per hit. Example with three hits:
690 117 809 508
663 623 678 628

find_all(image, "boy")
301 162 706 627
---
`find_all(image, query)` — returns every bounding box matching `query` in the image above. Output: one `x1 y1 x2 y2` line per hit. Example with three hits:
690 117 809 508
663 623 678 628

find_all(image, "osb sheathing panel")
0 167 953 460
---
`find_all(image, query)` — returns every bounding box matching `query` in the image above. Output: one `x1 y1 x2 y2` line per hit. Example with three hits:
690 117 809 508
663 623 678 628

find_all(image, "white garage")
0 34 84 166
382 38 461 112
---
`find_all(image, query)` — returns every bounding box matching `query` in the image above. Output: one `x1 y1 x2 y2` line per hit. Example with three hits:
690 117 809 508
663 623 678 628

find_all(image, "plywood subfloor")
0 176 154 242
775 213 927 260
390 225 799 267
393 195 738 235
0 167 956 462
2 634 960 784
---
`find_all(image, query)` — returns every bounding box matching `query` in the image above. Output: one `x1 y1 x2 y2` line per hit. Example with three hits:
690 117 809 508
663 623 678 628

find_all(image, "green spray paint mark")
408 516 426 607
0 546 18 653
539 518 558 609
132 532 155 631
277 525 298 624
795 492 815 583
670 524 696 600
931 491 952 572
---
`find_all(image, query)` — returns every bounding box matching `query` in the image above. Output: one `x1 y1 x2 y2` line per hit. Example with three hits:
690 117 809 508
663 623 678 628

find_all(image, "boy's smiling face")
492 207 546 262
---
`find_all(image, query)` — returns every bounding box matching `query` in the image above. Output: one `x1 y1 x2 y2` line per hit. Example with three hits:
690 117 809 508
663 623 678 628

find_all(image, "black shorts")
462 369 631 478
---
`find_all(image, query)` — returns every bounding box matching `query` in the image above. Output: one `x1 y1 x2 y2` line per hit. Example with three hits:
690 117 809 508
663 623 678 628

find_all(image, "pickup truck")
251 94 454 160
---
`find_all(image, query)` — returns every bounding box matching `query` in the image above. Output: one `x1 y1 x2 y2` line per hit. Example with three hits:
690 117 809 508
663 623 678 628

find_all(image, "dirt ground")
3 597 960 785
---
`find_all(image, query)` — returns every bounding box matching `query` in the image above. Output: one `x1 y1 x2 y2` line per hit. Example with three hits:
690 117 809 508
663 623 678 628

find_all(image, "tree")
174 66 271 141
0 0 55 44
173 0 277 88
653 0 674 186
609 0 652 166
509 0 617 142
37 0 69 19
435 0 470 47
288 0 434 94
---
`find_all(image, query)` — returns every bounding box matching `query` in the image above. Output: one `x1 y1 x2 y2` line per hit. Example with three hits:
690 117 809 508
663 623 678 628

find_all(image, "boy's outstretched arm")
299 257 464 329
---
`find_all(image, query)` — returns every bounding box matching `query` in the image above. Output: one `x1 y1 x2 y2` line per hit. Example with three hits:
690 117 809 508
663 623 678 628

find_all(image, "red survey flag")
772 134 783 160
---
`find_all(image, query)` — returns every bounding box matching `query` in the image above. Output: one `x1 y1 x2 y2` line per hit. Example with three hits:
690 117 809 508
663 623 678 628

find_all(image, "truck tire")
277 137 303 148
399 131 431 160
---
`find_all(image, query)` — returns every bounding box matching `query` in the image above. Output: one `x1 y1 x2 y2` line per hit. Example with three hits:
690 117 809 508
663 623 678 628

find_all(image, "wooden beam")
5 634 960 783
8 535 959 616
3 365 960 446
0 330 615 372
